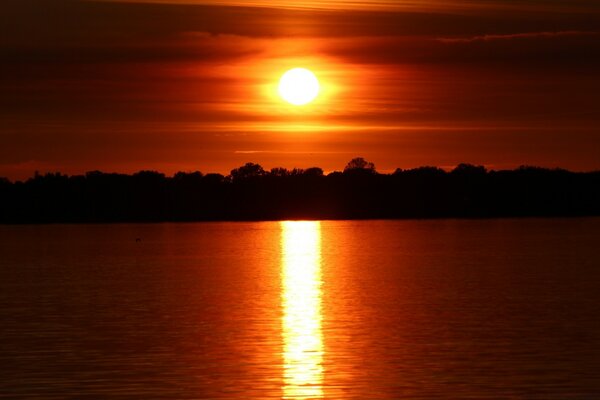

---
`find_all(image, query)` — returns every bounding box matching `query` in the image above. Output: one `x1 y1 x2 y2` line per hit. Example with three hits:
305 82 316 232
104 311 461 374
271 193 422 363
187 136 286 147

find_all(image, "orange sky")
1 0 599 179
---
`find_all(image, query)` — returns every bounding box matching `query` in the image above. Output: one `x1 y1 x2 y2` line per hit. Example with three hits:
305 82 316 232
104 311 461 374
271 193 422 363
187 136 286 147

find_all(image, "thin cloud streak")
438 30 599 43
94 0 600 13
234 150 351 154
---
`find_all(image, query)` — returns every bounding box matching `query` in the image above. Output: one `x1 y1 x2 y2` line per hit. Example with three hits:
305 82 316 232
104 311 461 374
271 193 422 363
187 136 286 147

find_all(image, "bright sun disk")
278 68 320 106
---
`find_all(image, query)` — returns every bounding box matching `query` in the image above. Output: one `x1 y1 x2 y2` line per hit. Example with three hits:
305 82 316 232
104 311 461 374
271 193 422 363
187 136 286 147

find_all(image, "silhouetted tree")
303 167 324 177
452 163 486 176
173 171 203 181
230 163 266 181
203 173 226 184
270 167 289 177
403 166 446 176
344 157 376 173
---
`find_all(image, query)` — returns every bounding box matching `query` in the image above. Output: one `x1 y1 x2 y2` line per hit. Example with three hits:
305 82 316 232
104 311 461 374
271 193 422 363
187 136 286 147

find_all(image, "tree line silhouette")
1 158 599 223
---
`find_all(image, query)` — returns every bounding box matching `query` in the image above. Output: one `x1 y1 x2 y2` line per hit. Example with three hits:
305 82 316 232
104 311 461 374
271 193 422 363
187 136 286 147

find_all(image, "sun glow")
278 68 320 106
281 221 324 399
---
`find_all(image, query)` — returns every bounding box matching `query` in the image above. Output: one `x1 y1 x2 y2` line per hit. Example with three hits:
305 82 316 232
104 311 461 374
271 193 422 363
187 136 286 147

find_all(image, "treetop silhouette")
0 159 598 223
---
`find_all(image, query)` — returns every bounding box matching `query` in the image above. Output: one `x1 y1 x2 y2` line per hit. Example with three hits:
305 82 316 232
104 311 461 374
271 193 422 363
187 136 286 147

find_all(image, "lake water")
1 219 599 398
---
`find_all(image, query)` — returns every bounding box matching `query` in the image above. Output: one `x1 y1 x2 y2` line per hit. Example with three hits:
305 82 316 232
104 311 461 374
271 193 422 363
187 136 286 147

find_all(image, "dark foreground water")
1 219 599 399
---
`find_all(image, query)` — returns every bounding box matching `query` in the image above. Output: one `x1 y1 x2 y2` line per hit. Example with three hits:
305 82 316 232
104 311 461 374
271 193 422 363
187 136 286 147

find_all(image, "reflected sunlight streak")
281 221 324 399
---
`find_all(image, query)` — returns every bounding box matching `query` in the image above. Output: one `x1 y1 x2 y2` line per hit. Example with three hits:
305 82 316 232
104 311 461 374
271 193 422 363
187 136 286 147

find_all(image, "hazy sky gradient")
1 0 599 179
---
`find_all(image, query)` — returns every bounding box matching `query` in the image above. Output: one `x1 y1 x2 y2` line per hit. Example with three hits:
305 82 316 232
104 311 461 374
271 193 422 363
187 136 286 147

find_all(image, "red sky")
1 0 599 179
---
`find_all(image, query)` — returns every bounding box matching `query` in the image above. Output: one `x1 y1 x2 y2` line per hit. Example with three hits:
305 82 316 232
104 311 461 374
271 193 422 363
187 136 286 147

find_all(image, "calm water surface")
1 219 599 398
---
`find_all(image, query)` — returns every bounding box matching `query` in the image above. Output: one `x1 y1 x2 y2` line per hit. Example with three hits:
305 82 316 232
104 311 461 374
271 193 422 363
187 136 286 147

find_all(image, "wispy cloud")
438 30 599 43
234 150 350 154
92 0 600 13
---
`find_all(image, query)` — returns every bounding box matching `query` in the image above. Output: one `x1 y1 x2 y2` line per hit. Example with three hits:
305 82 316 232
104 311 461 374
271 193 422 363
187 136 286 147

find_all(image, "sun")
278 68 320 106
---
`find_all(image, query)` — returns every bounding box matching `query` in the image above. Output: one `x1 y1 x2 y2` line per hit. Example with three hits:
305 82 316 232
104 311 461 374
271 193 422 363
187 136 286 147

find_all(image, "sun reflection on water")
281 221 324 399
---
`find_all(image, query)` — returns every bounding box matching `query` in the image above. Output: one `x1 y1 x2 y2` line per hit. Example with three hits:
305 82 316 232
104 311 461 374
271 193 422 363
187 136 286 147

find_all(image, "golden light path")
281 221 324 399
